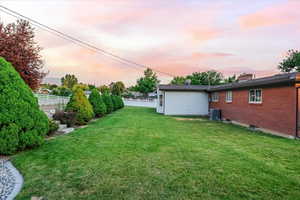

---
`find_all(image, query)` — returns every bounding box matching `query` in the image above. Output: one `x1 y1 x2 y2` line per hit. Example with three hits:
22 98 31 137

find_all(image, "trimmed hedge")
118 96 125 108
65 88 94 125
0 57 49 155
88 89 107 117
111 95 119 111
48 120 59 136
102 94 114 114
110 95 124 111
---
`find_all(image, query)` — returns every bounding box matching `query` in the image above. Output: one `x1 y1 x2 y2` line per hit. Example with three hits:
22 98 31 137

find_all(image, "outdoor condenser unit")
210 109 221 121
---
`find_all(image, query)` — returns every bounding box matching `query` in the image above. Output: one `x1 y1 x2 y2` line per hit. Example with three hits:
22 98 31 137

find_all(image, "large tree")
186 70 223 85
278 49 300 72
223 74 237 84
170 76 186 85
0 19 46 90
110 81 125 96
136 68 160 96
61 74 78 89
98 85 110 94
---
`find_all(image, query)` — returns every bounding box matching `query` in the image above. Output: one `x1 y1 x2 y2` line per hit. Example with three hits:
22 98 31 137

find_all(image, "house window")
211 92 219 102
249 89 262 103
159 94 163 107
226 91 232 102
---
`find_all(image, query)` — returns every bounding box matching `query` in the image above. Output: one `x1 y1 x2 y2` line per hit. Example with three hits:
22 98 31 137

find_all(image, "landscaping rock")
0 159 23 200
58 124 67 131
60 128 74 134
31 196 43 200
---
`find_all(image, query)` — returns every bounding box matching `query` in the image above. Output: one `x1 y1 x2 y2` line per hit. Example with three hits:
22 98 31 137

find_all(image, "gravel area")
0 159 23 200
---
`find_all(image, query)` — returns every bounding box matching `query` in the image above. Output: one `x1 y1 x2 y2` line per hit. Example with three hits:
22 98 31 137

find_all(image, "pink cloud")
192 52 234 59
239 0 300 29
190 29 221 42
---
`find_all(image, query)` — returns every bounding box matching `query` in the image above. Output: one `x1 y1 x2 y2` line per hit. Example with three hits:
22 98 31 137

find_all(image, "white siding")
164 91 208 115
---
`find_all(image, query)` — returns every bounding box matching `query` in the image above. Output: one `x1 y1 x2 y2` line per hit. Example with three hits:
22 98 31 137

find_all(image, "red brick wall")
209 86 297 136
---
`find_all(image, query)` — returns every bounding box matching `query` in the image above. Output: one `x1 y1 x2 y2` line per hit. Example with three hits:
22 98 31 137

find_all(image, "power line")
0 5 175 77
0 7 146 72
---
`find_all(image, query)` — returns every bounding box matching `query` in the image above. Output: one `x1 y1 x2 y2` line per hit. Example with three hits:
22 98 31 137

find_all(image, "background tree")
61 74 78 89
223 75 237 84
98 85 110 94
136 68 160 96
0 19 46 90
127 85 139 92
170 76 186 85
186 70 223 85
40 83 58 90
88 84 96 91
0 58 49 154
278 49 300 72
111 81 126 96
73 83 89 91
51 86 72 96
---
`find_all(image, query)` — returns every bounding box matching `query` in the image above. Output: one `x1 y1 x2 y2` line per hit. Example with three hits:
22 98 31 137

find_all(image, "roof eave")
208 79 295 92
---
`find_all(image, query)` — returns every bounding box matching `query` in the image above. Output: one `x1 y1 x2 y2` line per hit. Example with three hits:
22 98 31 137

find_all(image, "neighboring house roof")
158 72 299 92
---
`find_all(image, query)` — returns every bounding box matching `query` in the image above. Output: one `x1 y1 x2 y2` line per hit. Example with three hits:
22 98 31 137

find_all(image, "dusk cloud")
239 0 300 29
1 0 299 85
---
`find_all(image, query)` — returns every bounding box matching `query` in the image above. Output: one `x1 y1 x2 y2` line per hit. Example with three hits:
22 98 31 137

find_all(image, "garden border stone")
0 159 23 200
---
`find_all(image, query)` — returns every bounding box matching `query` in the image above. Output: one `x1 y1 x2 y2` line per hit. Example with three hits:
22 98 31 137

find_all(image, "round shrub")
47 120 59 136
0 57 49 155
115 96 124 109
65 88 94 125
51 86 72 96
53 110 76 127
102 94 113 114
111 95 119 111
88 89 107 117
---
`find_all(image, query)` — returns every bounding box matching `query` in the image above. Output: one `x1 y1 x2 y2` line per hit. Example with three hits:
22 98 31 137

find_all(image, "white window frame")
249 89 262 104
211 92 219 102
226 91 233 103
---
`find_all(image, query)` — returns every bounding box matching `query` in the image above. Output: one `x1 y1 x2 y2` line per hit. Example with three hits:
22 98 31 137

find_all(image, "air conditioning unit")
210 109 221 121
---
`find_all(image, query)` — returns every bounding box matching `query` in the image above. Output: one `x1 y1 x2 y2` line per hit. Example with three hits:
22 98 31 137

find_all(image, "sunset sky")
1 0 300 86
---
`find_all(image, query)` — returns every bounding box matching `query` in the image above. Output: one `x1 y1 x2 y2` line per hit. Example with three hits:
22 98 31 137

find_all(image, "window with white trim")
211 92 219 102
249 89 262 103
226 91 232 102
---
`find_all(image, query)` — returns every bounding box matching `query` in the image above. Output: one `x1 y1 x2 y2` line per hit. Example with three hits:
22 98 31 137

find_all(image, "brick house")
157 72 300 139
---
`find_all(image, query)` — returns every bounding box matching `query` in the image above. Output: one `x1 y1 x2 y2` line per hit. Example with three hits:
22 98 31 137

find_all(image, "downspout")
296 87 299 138
295 72 300 138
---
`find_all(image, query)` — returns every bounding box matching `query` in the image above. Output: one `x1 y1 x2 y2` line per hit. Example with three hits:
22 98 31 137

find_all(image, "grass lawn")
12 107 300 200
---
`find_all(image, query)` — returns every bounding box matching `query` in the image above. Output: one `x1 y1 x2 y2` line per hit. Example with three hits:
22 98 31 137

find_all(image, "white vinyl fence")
35 94 70 118
35 94 70 106
123 98 156 108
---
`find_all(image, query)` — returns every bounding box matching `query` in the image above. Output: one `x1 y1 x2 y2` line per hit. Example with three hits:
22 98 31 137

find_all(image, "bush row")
0 57 125 155
54 89 125 127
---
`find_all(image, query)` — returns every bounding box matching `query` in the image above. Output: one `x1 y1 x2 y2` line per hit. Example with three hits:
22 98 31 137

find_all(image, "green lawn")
12 107 300 200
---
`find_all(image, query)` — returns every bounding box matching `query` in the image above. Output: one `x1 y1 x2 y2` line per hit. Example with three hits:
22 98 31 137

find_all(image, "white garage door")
164 91 209 115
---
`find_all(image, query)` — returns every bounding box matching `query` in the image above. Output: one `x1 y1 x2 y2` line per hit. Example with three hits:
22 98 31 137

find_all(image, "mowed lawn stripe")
12 106 300 200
